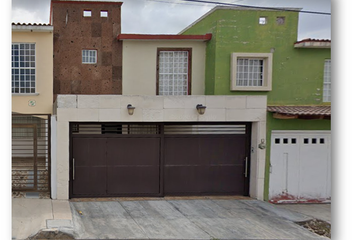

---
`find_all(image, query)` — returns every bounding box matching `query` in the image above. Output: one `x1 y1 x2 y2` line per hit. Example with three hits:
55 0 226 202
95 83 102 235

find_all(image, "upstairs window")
82 49 97 64
157 49 191 95
323 59 331 102
276 17 285 25
100 11 108 17
12 43 36 94
230 53 273 91
259 17 267 25
83 10 92 17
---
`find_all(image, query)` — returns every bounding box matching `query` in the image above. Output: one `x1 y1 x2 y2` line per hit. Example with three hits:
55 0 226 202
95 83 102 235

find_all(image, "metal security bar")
164 124 247 134
71 123 161 135
70 123 246 135
12 114 51 193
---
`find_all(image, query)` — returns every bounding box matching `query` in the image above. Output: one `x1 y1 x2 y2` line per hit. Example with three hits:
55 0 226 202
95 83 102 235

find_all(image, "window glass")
100 11 108 17
82 49 97 64
259 17 267 24
236 58 264 87
11 43 35 94
158 50 189 95
323 59 331 102
83 10 92 17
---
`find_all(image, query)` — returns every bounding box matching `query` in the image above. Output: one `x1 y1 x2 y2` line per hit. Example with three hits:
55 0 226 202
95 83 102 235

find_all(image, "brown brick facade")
51 0 123 98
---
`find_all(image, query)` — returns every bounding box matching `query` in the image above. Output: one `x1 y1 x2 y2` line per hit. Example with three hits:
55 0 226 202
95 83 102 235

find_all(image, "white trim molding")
230 52 273 91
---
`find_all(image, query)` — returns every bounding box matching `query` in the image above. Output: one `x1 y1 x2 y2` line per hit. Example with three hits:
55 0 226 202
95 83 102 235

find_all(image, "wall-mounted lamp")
127 104 135 115
258 139 266 149
196 104 207 115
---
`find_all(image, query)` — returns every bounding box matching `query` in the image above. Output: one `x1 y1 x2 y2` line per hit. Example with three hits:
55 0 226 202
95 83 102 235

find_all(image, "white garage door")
269 131 331 203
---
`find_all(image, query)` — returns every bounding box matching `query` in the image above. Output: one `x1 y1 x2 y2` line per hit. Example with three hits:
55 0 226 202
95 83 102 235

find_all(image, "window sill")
231 87 271 91
12 93 39 96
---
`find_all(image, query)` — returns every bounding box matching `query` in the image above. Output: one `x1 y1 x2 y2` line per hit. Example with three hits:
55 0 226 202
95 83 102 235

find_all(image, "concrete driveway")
70 198 326 239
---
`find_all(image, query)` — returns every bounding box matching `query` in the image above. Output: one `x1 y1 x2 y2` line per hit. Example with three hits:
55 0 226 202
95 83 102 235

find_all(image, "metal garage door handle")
244 157 248 178
73 158 75 180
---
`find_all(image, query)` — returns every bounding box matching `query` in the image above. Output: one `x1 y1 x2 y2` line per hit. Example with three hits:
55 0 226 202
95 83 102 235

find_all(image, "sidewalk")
12 198 73 240
276 203 331 223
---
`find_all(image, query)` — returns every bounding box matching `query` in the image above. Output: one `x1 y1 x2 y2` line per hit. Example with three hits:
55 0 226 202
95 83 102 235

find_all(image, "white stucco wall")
122 41 206 95
53 94 267 200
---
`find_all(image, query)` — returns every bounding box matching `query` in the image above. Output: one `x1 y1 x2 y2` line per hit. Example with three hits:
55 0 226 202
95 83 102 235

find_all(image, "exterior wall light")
127 104 135 115
258 139 266 149
196 104 206 115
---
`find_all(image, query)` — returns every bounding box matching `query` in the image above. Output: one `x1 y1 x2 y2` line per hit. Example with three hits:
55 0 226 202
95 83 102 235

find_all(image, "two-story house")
180 6 331 203
51 1 267 201
12 23 53 198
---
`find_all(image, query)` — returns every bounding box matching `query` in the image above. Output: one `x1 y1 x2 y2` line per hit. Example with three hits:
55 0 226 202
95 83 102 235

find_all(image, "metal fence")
12 114 51 193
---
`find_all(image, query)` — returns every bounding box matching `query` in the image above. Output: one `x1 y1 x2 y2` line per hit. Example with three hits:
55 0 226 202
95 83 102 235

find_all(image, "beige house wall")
12 31 53 114
53 94 267 200
122 41 206 96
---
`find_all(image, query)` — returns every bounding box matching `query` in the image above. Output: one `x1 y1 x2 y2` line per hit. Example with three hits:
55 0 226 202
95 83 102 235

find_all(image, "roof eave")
12 25 53 33
117 33 212 42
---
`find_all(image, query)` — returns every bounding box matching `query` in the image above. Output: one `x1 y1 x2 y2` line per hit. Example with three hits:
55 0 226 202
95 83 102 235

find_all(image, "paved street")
70 198 326 239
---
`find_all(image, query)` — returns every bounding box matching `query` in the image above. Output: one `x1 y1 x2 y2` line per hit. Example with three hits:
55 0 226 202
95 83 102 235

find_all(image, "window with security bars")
158 50 190 95
323 59 331 102
236 58 264 87
12 43 36 94
82 49 97 64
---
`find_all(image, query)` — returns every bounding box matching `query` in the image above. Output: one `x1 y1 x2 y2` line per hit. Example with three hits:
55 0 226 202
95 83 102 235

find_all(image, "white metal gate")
269 131 331 203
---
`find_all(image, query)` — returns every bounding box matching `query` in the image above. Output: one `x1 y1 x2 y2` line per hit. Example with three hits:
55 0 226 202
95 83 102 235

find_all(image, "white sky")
11 0 331 40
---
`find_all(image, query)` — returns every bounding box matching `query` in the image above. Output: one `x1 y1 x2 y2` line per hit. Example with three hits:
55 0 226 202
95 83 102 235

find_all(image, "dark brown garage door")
70 124 161 198
163 124 250 196
70 123 250 198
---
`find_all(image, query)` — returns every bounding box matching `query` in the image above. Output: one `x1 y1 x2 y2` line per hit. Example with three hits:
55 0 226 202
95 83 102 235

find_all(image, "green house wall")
182 8 331 201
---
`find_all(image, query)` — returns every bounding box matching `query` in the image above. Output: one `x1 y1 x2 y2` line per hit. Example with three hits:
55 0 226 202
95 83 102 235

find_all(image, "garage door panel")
73 138 106 167
201 137 246 165
164 166 245 194
107 166 159 194
107 138 160 166
164 135 248 195
299 136 329 198
72 138 107 196
164 166 209 194
208 166 245 193
164 138 201 165
72 166 106 195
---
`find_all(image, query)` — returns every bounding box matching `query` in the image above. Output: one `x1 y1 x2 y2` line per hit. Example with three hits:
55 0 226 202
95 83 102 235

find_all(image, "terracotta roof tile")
12 23 51 26
294 38 331 44
267 106 331 116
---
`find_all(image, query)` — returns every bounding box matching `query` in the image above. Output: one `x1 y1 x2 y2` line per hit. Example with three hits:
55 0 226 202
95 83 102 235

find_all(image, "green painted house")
181 6 331 203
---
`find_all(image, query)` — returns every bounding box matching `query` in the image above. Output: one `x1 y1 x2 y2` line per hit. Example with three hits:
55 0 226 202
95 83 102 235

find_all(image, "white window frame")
82 49 97 64
230 52 273 91
323 59 331 102
157 49 191 96
12 43 36 94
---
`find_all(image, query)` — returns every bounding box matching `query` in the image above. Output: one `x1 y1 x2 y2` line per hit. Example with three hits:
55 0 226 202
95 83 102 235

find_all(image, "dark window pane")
312 138 317 144
275 138 280 144
320 138 325 144
283 138 288 144
304 138 309 144
291 138 296 144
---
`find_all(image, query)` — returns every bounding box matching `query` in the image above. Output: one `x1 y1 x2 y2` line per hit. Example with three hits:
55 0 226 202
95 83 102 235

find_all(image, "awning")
267 106 331 119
